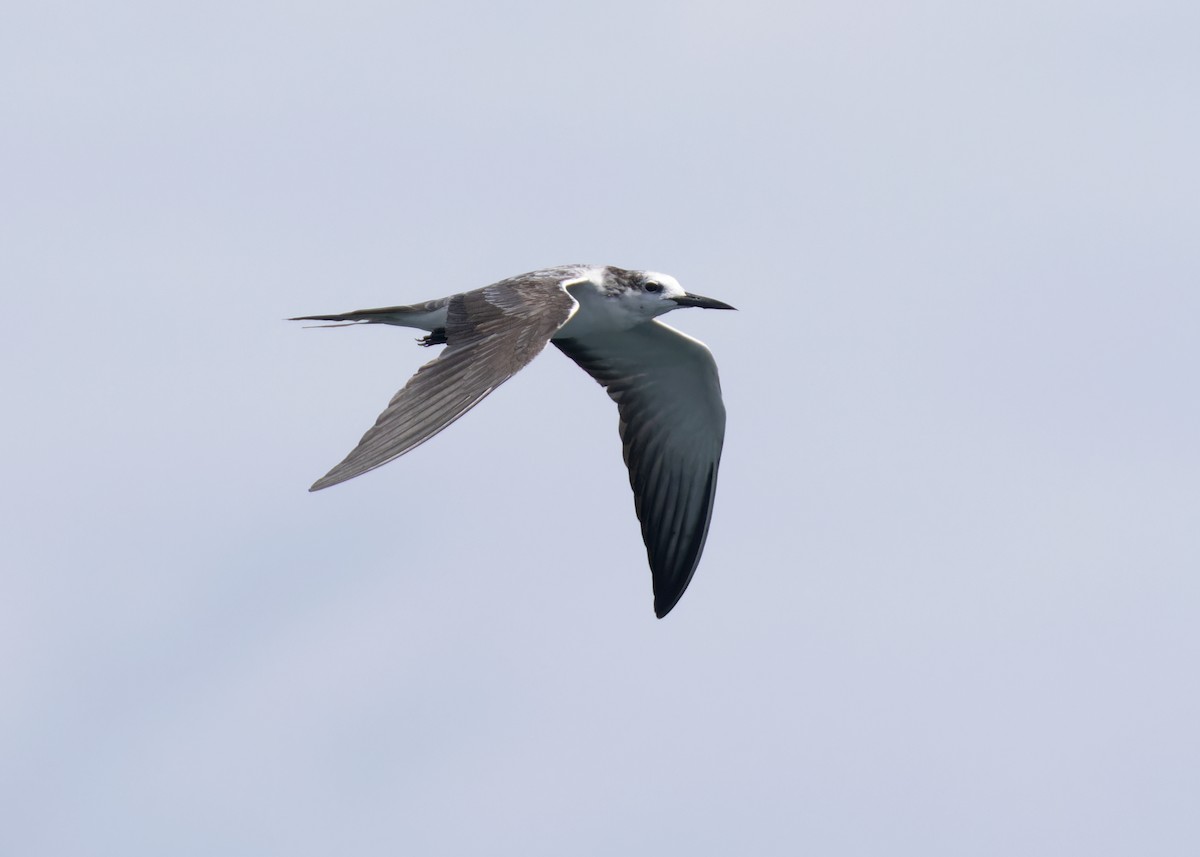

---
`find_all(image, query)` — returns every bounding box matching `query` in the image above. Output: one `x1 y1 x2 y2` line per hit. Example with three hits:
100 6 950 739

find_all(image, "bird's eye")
644 281 662 293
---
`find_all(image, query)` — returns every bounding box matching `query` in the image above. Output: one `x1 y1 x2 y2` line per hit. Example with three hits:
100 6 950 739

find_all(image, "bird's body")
293 264 734 617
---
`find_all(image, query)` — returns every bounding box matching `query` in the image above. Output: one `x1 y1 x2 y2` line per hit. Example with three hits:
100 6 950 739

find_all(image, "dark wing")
554 320 726 617
311 278 577 490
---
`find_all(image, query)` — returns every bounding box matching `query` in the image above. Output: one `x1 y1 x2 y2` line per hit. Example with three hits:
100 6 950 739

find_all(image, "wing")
553 320 726 617
310 276 578 490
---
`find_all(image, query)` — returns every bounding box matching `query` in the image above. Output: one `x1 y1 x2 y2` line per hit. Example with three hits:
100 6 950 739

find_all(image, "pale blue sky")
3 1 1198 854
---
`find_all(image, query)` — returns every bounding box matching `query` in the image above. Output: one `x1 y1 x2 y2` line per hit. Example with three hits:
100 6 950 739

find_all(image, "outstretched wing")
311 277 578 490
553 320 726 617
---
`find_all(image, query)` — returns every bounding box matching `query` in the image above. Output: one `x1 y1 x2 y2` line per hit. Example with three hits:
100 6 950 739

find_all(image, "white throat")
553 269 647 339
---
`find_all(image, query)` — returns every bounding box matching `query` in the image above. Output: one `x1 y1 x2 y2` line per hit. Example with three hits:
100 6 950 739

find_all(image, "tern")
293 265 734 617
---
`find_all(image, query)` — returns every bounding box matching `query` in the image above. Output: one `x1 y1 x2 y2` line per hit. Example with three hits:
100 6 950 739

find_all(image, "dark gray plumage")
293 265 733 617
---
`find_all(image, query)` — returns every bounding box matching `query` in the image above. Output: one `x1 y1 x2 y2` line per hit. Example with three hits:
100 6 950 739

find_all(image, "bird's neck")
555 283 647 340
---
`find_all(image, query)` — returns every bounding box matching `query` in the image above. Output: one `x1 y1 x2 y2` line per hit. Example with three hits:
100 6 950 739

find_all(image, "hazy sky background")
3 1 1198 854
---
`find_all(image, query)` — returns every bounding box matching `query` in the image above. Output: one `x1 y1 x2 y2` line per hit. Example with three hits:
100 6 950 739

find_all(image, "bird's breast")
554 289 641 340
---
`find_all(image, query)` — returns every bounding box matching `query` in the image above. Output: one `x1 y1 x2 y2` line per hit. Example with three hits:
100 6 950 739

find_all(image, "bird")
292 264 734 617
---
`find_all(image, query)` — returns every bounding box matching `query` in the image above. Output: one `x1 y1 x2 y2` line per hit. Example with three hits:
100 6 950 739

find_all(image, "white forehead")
643 271 682 291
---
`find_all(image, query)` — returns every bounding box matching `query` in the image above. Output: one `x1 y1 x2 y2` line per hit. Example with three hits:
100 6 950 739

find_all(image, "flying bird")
293 265 734 617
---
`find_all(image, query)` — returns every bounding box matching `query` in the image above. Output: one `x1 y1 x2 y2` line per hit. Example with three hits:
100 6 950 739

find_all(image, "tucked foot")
418 328 448 347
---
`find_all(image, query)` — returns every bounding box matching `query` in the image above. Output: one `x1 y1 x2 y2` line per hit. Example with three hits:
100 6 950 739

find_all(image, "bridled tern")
293 264 734 617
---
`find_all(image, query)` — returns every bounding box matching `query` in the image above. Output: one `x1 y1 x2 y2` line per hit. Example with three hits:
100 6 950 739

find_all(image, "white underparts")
372 305 449 331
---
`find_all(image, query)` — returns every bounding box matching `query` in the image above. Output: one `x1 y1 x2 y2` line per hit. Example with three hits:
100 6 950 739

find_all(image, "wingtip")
308 473 340 491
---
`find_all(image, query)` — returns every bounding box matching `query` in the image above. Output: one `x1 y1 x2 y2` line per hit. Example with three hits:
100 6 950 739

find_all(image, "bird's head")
609 268 737 320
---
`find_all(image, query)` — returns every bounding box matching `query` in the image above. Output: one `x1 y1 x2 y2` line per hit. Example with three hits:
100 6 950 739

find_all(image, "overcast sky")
3 1 1198 854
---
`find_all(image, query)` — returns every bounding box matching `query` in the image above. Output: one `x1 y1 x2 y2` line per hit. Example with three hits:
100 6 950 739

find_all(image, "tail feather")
289 298 451 331
289 306 415 325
